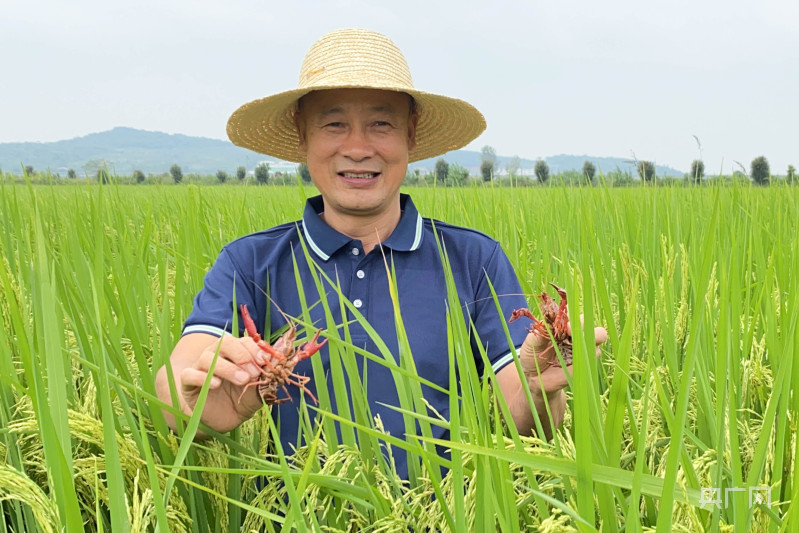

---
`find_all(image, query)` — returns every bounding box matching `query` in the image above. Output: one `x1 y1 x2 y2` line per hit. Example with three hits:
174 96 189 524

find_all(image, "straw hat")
226 28 486 163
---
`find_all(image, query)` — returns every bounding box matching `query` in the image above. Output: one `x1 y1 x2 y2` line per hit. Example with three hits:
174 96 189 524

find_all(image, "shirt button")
356 270 365 279
352 248 360 256
353 299 363 308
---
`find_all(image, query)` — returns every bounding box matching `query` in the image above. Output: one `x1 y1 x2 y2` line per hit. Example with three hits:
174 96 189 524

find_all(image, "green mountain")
0 127 684 177
0 127 266 176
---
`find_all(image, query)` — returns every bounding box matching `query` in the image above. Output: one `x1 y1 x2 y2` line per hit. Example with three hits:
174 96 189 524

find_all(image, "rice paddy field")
0 181 796 532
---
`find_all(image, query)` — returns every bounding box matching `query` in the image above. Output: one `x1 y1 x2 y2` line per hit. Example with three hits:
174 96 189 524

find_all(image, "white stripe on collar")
410 212 423 251
302 221 330 260
182 324 232 337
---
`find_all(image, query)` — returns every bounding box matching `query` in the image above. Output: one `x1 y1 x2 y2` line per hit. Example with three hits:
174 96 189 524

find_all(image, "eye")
324 122 345 128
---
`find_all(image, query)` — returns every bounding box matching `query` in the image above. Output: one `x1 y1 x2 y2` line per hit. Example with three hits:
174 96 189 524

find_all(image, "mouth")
339 171 380 180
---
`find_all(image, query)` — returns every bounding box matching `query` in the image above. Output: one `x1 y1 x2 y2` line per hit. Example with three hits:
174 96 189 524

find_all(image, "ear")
407 111 418 152
293 111 308 155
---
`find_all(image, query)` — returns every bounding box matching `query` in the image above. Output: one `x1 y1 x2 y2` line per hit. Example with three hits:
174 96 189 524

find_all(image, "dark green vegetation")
751 156 770 186
170 164 183 184
1 183 796 531
254 162 270 184
534 160 550 184
435 158 449 183
582 161 596 183
637 161 656 183
691 160 705 184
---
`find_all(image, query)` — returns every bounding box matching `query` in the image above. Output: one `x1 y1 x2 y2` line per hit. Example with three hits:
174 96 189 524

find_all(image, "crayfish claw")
240 304 262 344
549 283 567 301
509 308 538 324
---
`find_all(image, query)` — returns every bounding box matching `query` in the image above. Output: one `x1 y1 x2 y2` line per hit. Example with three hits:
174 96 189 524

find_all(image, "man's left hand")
518 317 609 398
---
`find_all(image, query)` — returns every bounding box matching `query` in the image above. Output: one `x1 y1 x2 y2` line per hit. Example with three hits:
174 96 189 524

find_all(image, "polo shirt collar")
301 194 424 261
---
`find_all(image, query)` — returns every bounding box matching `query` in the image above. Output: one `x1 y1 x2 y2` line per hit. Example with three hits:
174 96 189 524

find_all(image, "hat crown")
298 29 414 90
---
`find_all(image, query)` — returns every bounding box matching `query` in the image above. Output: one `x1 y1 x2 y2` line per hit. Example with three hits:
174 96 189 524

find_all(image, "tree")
506 155 521 178
236 166 247 181
169 164 183 184
24 165 34 176
480 159 493 182
480 145 496 182
788 165 796 185
97 169 110 184
298 163 312 183
83 159 107 177
434 158 449 183
446 163 469 186
534 160 550 184
750 156 770 186
67 168 77 179
582 161 596 183
636 161 656 183
481 145 497 167
133 170 146 183
255 162 270 184
690 159 705 184
216 170 228 184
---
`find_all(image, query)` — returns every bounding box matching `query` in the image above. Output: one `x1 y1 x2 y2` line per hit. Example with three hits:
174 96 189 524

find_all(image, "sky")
2 0 797 174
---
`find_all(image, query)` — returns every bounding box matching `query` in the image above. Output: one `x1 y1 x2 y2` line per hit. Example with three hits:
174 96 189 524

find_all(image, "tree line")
9 155 795 187
427 149 790 187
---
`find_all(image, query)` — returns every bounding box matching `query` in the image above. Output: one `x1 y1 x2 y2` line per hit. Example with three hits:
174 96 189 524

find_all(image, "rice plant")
0 181 796 531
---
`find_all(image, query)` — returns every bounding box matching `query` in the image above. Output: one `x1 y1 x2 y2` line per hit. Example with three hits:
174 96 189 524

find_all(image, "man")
155 28 607 479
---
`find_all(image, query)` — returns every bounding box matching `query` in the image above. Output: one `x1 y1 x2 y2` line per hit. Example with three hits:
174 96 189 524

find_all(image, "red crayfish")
237 304 327 405
509 283 573 367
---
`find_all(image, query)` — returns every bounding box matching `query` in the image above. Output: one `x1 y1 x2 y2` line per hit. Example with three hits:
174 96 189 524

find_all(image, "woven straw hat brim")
227 86 486 163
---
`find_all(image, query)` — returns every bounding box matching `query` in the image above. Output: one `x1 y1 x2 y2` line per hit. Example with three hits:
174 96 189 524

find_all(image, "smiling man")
155 28 606 479
294 88 415 252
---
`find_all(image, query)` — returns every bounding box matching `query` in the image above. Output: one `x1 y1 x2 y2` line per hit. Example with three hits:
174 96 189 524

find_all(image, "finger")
564 316 609 346
194 343 262 386
594 326 609 346
218 335 266 365
239 336 274 365
181 367 222 389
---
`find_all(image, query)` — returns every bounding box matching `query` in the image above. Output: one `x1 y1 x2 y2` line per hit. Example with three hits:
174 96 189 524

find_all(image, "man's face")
295 88 417 220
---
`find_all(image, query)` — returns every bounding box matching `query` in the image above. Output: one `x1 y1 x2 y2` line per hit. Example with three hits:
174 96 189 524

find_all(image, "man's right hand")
155 332 268 435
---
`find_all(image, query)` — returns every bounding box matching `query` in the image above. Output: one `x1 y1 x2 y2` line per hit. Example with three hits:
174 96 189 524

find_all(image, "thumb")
521 329 551 360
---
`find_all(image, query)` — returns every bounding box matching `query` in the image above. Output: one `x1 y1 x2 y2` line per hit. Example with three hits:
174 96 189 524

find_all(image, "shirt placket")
347 244 369 318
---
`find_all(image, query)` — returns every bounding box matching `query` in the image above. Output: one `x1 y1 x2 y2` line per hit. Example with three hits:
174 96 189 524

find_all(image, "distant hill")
0 127 265 176
0 127 684 177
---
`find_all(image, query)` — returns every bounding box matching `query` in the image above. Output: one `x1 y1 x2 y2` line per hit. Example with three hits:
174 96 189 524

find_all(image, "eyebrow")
317 106 344 118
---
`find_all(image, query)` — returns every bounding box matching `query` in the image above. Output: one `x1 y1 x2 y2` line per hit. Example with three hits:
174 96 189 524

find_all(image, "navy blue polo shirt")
184 194 529 478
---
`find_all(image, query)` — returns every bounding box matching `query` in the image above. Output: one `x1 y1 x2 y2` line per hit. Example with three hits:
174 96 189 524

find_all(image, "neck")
321 203 402 253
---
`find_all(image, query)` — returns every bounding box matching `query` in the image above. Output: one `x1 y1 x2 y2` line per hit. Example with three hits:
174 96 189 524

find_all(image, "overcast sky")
2 0 797 173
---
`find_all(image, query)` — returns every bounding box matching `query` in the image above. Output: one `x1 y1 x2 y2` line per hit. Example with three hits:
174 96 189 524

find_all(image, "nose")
340 125 374 161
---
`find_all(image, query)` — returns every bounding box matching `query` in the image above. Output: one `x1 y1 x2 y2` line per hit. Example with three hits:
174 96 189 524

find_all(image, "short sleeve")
471 243 529 375
182 247 256 337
